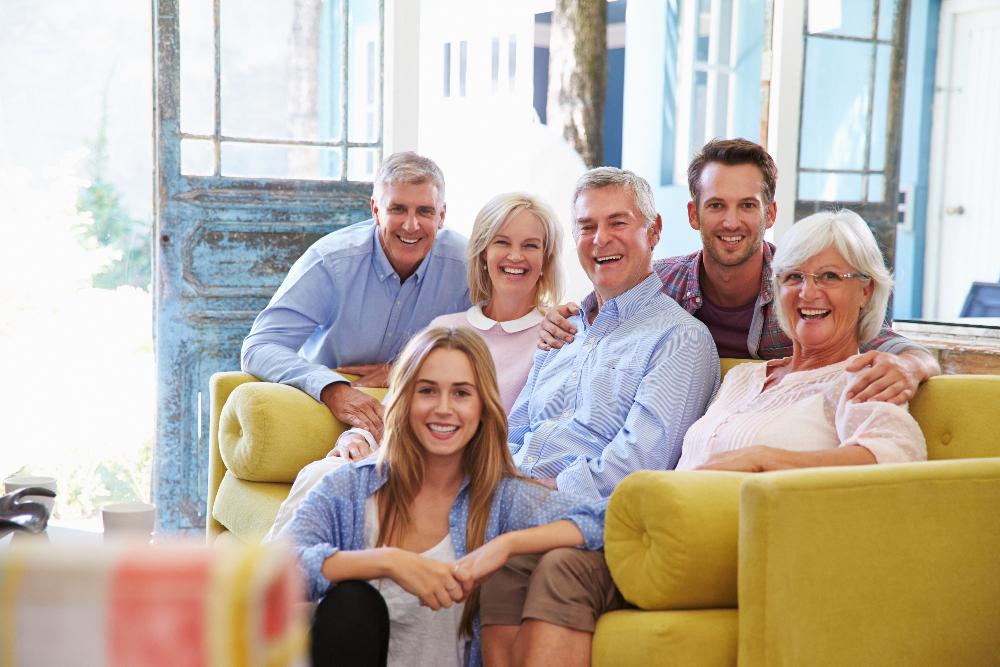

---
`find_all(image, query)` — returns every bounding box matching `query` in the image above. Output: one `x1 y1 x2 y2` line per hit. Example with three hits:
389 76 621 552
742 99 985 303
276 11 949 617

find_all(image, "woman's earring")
482 263 487 271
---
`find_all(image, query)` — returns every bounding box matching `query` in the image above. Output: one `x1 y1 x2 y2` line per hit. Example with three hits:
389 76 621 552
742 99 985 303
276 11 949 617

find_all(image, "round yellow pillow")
219 382 375 483
605 470 745 610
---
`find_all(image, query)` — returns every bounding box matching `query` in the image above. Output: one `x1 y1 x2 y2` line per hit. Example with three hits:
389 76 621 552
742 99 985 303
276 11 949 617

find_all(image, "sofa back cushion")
909 374 1000 460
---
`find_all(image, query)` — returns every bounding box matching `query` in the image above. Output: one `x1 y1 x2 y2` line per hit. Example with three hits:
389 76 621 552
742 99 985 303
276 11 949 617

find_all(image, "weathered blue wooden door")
152 0 382 531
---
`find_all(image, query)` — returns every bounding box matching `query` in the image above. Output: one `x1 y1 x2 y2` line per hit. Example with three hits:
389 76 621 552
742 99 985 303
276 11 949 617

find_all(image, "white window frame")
763 0 806 240
674 0 743 183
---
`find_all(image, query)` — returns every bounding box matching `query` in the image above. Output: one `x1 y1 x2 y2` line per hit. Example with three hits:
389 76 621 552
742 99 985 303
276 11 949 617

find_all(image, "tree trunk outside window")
546 0 607 168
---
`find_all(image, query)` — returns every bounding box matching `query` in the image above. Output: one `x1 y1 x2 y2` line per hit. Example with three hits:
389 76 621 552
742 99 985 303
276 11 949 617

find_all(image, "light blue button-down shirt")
241 220 471 400
285 458 607 666
508 272 721 499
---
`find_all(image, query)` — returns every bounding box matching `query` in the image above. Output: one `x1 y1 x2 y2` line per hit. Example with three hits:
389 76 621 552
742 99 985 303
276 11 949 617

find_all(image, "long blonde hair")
375 326 519 634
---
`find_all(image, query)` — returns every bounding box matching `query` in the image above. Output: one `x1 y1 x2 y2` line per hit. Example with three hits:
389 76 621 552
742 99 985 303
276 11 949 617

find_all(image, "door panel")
153 0 381 531
931 2 1000 318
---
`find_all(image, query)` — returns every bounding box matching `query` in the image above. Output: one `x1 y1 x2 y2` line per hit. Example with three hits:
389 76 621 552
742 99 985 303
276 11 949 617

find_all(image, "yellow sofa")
206 361 754 541
208 371 385 542
596 374 1000 666
209 368 1000 665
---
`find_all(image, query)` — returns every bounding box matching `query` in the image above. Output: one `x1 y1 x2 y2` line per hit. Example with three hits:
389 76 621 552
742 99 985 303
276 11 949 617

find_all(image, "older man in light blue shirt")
507 169 719 499
481 168 720 667
242 151 470 441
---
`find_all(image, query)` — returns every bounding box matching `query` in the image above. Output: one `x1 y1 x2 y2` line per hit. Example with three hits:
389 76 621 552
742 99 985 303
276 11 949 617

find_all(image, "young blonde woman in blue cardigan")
284 327 605 666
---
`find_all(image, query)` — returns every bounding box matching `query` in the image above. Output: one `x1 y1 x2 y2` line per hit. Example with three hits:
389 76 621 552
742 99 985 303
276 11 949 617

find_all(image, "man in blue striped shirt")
479 168 720 665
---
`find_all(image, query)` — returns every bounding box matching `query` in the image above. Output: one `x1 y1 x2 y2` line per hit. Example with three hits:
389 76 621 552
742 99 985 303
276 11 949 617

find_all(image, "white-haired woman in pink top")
678 209 927 472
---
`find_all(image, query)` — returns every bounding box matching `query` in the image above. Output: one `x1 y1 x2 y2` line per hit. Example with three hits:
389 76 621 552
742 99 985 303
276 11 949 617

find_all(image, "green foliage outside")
9 438 152 520
76 94 151 290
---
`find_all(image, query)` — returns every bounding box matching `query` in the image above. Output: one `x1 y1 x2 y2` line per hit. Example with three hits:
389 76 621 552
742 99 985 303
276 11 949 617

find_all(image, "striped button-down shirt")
652 242 918 359
508 273 720 499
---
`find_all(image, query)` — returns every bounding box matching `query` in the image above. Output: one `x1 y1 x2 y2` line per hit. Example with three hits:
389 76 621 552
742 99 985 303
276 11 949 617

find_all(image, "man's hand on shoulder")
538 303 580 351
321 382 385 440
335 363 391 388
845 349 939 405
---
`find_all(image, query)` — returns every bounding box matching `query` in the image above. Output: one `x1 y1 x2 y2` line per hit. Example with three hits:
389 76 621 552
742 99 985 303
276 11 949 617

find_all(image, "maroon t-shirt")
695 292 756 359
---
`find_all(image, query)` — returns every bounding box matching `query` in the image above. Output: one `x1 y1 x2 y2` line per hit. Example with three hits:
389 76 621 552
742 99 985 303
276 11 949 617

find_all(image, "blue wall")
893 0 940 318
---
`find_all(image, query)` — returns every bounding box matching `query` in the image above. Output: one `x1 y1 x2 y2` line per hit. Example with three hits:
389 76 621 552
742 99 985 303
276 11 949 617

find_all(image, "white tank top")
363 496 468 667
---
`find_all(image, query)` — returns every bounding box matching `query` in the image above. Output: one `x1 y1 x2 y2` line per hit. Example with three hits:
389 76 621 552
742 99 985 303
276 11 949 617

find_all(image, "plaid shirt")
652 242 917 360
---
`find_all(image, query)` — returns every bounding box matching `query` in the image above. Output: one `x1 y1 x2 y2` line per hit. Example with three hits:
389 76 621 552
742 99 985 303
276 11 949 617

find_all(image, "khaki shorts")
479 548 624 633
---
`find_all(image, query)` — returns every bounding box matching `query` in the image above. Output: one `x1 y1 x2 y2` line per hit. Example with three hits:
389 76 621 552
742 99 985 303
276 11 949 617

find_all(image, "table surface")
0 522 104 548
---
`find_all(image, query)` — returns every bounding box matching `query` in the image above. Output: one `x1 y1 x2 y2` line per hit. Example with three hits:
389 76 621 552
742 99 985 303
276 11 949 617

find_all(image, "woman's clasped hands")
387 548 467 610
390 535 514 611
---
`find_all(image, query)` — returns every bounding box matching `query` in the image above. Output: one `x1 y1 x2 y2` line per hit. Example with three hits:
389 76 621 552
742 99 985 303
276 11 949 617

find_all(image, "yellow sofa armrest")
738 458 1000 667
218 382 387 483
605 470 747 610
209 371 260 538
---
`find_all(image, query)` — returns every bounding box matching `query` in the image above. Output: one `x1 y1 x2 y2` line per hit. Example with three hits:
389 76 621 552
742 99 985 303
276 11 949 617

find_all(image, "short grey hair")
771 209 893 344
372 151 446 205
571 167 658 229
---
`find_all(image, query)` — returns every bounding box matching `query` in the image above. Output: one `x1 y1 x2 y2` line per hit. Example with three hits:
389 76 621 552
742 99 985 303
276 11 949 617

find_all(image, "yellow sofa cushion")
213 471 292 543
593 609 737 667
909 374 1000 460
739 458 1000 667
218 382 386 483
605 470 746 610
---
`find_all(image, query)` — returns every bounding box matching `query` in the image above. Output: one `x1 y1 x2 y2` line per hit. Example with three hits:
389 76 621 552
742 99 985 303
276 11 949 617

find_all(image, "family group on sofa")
238 140 935 667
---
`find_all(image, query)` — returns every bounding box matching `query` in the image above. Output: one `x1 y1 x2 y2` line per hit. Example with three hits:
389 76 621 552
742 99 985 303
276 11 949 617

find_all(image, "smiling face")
575 185 661 306
778 245 874 360
688 162 776 270
482 210 546 308
371 181 446 279
408 347 483 465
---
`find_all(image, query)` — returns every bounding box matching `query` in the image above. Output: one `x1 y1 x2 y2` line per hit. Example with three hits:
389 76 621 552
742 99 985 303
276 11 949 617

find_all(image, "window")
508 34 517 91
665 0 764 184
178 0 383 181
491 37 500 92
459 40 468 97
443 42 452 96
796 0 897 205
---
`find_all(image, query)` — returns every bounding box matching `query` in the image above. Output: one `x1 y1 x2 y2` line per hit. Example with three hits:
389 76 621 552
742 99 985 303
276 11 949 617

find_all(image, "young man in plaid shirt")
541 138 939 405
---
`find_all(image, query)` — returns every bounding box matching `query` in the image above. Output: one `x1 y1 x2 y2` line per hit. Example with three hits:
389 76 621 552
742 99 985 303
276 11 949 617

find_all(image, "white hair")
771 209 893 344
372 151 446 205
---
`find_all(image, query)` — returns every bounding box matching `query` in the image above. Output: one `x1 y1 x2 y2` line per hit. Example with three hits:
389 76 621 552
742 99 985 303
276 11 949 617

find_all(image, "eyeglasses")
777 270 871 288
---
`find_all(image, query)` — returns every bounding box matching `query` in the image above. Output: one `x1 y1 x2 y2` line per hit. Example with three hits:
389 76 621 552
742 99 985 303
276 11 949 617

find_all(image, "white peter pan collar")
465 305 544 333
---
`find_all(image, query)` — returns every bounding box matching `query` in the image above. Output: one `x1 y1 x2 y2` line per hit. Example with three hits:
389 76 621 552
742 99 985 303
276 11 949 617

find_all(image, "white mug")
4 475 58 515
102 502 156 541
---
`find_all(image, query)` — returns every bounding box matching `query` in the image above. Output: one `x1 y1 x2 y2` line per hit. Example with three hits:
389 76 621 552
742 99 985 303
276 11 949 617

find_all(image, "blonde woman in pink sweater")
429 193 564 413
